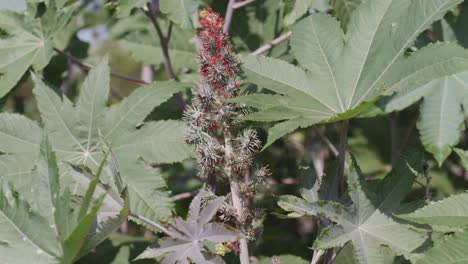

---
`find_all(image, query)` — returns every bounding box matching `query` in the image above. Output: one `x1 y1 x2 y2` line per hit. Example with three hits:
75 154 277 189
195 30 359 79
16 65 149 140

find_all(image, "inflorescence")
184 8 269 242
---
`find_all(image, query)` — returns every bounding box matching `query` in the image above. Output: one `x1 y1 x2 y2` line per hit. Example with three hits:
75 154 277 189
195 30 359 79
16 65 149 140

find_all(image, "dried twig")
143 4 176 80
129 212 172 237
54 48 149 86
233 0 255 9
223 0 237 33
173 191 198 201
252 31 292 55
337 120 349 194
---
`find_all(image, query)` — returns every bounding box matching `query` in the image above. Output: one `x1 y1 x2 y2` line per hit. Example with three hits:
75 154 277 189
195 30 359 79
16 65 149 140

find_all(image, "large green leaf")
415 230 468 264
235 0 468 148
398 192 468 229
382 19 468 166
278 156 425 264
0 58 190 223
0 3 71 98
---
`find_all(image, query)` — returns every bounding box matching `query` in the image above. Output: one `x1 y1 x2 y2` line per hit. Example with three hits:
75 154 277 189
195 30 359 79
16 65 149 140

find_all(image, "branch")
129 212 173 237
337 120 349 194
143 6 176 80
251 31 292 55
223 0 237 33
422 160 432 201
314 127 339 157
173 191 198 201
233 0 255 9
54 48 149 86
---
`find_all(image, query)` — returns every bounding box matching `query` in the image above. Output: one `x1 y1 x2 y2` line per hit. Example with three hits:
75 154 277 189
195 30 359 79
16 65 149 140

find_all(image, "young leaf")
0 3 72 97
237 0 468 148
136 190 238 264
278 156 425 264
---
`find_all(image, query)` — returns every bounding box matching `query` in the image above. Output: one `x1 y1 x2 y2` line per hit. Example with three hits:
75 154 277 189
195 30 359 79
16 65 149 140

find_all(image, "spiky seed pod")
184 8 269 245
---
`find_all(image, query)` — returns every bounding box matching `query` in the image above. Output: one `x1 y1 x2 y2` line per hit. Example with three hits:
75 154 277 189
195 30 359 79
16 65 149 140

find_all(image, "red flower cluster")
198 8 240 100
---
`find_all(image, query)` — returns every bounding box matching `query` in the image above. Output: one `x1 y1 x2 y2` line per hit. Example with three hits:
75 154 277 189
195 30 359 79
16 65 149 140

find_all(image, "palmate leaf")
0 58 190 223
278 155 425 264
233 0 468 148
382 18 468 166
137 190 238 264
0 2 72 98
33 59 188 222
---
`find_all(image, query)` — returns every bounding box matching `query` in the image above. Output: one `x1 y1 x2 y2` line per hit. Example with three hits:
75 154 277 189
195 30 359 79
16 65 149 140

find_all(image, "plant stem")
251 31 292 55
144 7 176 80
314 127 339 157
233 0 255 9
223 0 237 33
422 160 432 201
129 212 173 237
327 244 346 264
390 113 399 167
337 120 349 194
53 48 149 86
224 132 250 264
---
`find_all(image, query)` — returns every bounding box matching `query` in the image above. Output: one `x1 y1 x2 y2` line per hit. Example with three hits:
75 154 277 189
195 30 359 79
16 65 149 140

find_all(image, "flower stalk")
184 9 269 264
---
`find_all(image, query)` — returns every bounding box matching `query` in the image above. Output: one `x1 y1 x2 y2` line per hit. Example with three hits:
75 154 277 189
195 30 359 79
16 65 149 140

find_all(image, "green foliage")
0 2 72 98
0 0 467 263
415 230 468 264
330 0 361 30
0 135 128 264
279 156 425 264
382 16 468 166
235 0 468 148
0 58 190 225
118 18 198 72
398 191 468 263
399 192 468 230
